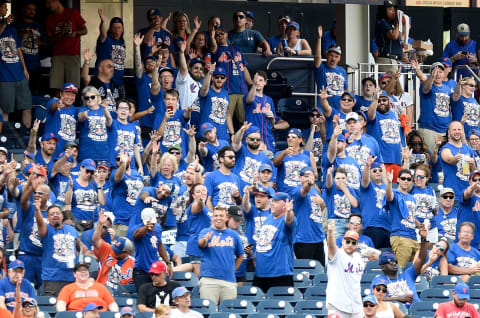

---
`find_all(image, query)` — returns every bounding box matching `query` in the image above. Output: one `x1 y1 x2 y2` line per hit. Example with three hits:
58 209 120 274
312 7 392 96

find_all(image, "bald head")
98 59 115 79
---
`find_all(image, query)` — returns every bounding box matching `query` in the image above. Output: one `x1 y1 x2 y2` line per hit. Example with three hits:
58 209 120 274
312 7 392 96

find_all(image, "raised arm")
314 26 323 68
97 8 108 43
134 33 144 79
178 41 188 78
327 220 337 259
232 121 249 152
92 209 107 249
186 16 201 53
26 119 40 154
422 68 436 94
361 156 376 188
81 48 94 86
183 125 197 163
200 62 214 97
319 86 333 118
386 170 394 201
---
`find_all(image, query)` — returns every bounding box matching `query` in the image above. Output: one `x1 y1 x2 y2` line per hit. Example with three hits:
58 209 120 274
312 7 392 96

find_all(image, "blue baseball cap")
258 163 273 172
371 276 388 287
253 185 273 197
470 129 480 138
81 159 96 171
54 152 74 163
9 259 25 270
454 283 470 300
24 151 35 160
172 286 190 298
189 57 205 67
213 67 227 77
120 306 135 316
362 295 378 305
111 237 133 254
40 132 59 143
83 303 103 313
441 57 452 68
379 90 389 98
288 128 302 138
147 8 161 18
271 192 290 201
23 163 34 175
300 166 314 176
62 82 78 94
337 134 346 142
379 251 396 265
245 125 261 137
244 10 254 19
371 162 382 169
287 21 300 30
200 122 215 136
22 298 37 307
341 91 356 103
143 55 157 63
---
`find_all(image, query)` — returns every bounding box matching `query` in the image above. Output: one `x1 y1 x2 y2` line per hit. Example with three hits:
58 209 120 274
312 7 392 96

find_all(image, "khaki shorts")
390 235 419 268
50 55 81 89
228 94 245 124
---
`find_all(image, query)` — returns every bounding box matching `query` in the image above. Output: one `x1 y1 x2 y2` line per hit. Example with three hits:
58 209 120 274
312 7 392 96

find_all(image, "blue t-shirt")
212 45 248 95
292 186 326 243
360 181 390 231
50 173 70 205
367 110 403 165
354 96 373 113
387 190 417 240
275 150 312 194
41 224 78 282
447 243 480 268
255 214 297 277
452 95 480 135
324 183 358 219
138 186 174 227
18 203 43 256
185 205 212 257
0 25 25 82
80 228 114 252
410 185 437 228
314 63 348 109
200 140 230 172
233 146 273 188
197 87 230 140
132 222 163 272
153 109 189 157
244 94 280 152
95 35 126 86
77 106 110 161
345 135 383 170
44 100 77 154
199 227 244 282
136 73 154 128
244 205 271 245
323 155 361 190
108 119 141 167
321 30 336 54
375 19 403 57
228 29 265 53
174 185 190 242
137 27 173 59
71 179 98 221
267 35 282 54
436 206 458 241
418 82 452 133
370 267 420 305
458 195 480 248
443 39 478 79
0 278 37 312
110 169 144 225
204 170 241 207
440 142 474 200
13 20 46 70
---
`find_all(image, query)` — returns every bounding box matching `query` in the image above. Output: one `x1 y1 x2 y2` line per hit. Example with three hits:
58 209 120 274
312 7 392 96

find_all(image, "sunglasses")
345 239 357 246
23 303 36 308
465 83 476 87
84 95 97 100
310 114 320 118
234 15 246 19
410 142 422 146
116 157 121 161
248 137 261 142
341 98 353 102
349 221 361 225
372 168 382 173
378 98 389 103
441 195 454 200
215 32 226 37
381 81 389 85
399 176 412 182
375 286 388 293
435 243 445 252
473 178 480 182
224 155 236 159
85 170 95 175
214 75 226 80
169 150 181 155
34 191 46 195
102 225 111 230
363 303 376 308
415 175 426 179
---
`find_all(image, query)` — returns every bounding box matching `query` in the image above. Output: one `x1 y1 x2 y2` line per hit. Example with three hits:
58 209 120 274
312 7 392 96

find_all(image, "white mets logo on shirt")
255 224 277 252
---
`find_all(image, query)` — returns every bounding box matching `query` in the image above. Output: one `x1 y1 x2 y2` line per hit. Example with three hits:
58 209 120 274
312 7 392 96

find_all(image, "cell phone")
246 243 254 248
167 105 174 112
462 51 468 55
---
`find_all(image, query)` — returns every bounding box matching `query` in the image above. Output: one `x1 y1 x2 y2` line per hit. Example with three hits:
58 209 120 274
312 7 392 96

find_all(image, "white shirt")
326 248 365 314
170 308 203 318
175 71 201 110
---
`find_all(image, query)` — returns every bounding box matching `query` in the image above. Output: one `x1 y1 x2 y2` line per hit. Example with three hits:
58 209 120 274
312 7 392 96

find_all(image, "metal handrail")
453 65 480 83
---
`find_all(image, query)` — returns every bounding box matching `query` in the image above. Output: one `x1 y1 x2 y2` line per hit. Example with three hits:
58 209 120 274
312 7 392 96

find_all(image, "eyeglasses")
381 81 390 85
473 178 480 182
151 273 163 276
344 239 357 246
441 195 454 200
224 155 236 159
465 83 476 87
410 142 422 146
84 95 97 100
105 64 114 68
363 303 376 308
248 137 261 142
375 286 388 293
310 114 320 118
470 138 480 142
215 32 226 37
399 176 412 181
341 98 353 102
234 15 246 19
23 303 36 308
117 106 130 111
372 168 383 173
435 243 445 252
387 260 398 265
34 191 46 195
169 150 181 155
85 170 95 175
415 175 426 179
378 98 389 103
214 75 226 80
287 135 298 139
102 225 111 230
460 231 474 235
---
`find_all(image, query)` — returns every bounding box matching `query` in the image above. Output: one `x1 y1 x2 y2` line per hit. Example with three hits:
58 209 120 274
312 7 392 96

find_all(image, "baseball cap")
337 134 346 142
228 205 243 222
441 57 452 68
110 17 124 25
379 251 397 265
81 159 96 171
8 260 25 270
430 62 445 71
189 57 205 67
278 15 291 23
371 276 388 287
253 185 272 197
470 170 480 181
363 295 378 305
379 73 392 82
454 283 470 299
245 125 261 136
341 91 356 103
457 23 471 36
243 10 254 19
371 162 382 169
344 230 359 241
258 163 273 172
111 237 133 254
147 8 161 18
287 21 300 30
200 122 215 136
22 298 38 307
40 132 59 143
62 83 78 94
0 147 7 156
24 151 34 160
64 141 79 150
439 187 455 197
327 45 342 55
299 166 314 176
104 211 115 224
384 0 395 7
379 90 390 98
213 67 227 77
159 67 174 77
149 261 167 274
23 163 34 175
288 128 302 138
83 303 103 313
141 208 157 225
271 192 290 201
172 286 190 298
120 306 135 317
346 112 360 122
74 263 90 272
97 160 110 170
168 144 182 152
143 55 157 63
470 128 480 138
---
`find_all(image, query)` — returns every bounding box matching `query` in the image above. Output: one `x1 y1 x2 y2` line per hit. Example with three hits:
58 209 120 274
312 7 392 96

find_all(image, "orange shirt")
57 281 115 312
94 240 135 287
0 307 13 318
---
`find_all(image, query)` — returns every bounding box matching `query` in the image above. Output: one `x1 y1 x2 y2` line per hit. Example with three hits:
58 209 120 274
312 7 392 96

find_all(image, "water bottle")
282 39 288 56
205 53 211 70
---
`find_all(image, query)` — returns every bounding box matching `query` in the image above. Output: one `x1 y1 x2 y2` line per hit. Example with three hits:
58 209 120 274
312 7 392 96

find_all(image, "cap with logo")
457 23 471 36
149 261 167 274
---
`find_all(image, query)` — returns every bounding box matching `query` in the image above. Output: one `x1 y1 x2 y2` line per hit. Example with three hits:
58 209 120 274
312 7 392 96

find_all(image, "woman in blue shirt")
417 238 449 281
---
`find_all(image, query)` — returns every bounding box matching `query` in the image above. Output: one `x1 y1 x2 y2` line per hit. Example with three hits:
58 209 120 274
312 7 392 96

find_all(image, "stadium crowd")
2 0 480 316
